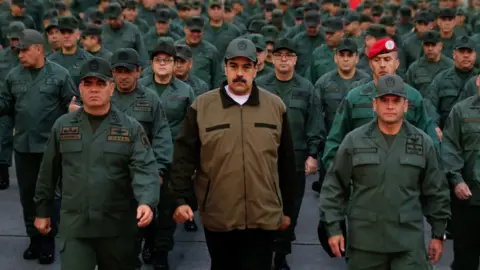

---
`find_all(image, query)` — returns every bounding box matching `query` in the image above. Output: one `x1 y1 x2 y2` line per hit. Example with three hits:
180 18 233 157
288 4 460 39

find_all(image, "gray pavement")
0 169 457 270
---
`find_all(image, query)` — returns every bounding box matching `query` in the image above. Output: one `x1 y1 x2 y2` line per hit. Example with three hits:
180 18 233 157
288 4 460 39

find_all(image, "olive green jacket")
0 13 36 47
307 44 336 84
182 74 210 97
442 95 480 205
406 55 454 97
0 60 77 153
322 80 439 169
203 22 242 61
111 85 173 177
320 120 450 253
293 31 325 78
34 107 160 238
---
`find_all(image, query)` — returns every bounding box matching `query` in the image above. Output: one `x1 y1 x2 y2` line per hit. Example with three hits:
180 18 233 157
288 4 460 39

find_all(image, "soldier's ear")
372 98 377 112
476 75 480 88
403 98 408 113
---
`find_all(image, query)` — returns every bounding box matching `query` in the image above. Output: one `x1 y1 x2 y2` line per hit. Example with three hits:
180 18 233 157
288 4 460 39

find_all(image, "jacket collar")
219 80 260 108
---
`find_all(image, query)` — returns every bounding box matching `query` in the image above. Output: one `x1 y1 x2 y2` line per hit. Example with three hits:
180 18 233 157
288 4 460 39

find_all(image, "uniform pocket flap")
399 211 423 222
439 89 458 97
352 155 380 166
103 143 131 155
59 142 83 153
399 155 426 168
349 208 377 221
205 123 230 132
289 99 307 109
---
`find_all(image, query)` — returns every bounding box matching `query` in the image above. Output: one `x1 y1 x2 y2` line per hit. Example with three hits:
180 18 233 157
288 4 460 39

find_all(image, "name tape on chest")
134 100 153 112
353 147 378 154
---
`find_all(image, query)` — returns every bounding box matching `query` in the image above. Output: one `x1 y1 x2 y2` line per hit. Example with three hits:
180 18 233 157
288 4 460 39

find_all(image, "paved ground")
0 168 458 270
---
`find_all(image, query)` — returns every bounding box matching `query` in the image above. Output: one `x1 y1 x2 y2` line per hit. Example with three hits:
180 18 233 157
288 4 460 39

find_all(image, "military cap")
272 9 283 19
80 57 113 81
191 0 203 9
224 0 233 11
15 29 45 49
45 18 59 32
414 11 433 23
456 8 466 16
58 16 79 31
323 16 343 33
376 74 406 98
305 10 321 28
438 8 456 18
7 22 26 40
455 36 476 50
245 33 267 51
367 38 397 59
225 38 257 62
11 0 26 8
43 8 59 20
371 4 384 16
421 30 440 43
82 23 102 37
365 24 387 39
264 1 276 12
53 1 67 12
379 15 395 26
249 20 268 33
295 7 304 19
151 39 176 59
157 36 175 45
336 38 358 53
209 0 223 8
261 25 279 43
273 37 296 53
105 3 123 19
175 44 193 60
111 48 140 70
360 13 373 23
232 0 243 6
176 1 191 10
89 9 104 23
279 0 288 5
186 16 205 32
343 11 360 24
155 8 170 23
399 5 411 17
304 2 320 12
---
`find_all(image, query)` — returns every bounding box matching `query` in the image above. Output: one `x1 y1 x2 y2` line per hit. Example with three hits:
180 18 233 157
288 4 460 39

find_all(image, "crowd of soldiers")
0 0 480 269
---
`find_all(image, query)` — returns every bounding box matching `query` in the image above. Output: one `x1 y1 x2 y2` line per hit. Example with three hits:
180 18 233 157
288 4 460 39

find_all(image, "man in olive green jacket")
34 57 159 270
0 29 77 264
320 74 450 269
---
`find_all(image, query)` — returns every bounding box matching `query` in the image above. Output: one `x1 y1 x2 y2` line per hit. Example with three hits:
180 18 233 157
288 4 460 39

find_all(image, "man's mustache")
233 77 247 83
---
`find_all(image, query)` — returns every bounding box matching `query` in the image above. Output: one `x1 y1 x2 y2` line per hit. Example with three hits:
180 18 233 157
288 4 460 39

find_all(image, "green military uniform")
175 16 222 89
174 44 212 96
144 9 182 57
356 24 389 75
137 3 156 26
441 95 480 270
69 0 97 16
132 17 150 34
244 0 262 16
308 44 336 84
0 8 36 47
203 9 241 62
293 10 325 77
437 8 458 59
0 29 77 262
81 24 112 61
320 75 450 270
25 0 43 32
34 57 159 269
101 3 149 67
256 38 325 259
244 33 273 79
405 30 454 96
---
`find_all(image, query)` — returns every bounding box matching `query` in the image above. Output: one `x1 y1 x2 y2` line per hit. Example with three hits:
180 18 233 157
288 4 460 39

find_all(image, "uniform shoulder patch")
140 131 150 148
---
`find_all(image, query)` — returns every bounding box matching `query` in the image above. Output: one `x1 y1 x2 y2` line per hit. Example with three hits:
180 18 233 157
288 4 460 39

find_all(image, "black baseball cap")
80 57 113 82
323 16 343 33
111 48 140 70
376 74 406 98
343 11 360 24
175 44 193 60
304 11 321 28
45 18 59 32
438 8 456 18
337 38 358 53
421 30 441 43
455 36 476 50
43 8 59 20
151 40 176 59
273 37 296 53
414 11 434 23
245 33 267 51
365 24 387 39
379 15 395 26
224 38 258 62
186 16 205 32
82 23 102 37
155 8 170 23
105 3 123 19
249 20 268 33
15 29 45 49
58 16 79 31
304 2 320 12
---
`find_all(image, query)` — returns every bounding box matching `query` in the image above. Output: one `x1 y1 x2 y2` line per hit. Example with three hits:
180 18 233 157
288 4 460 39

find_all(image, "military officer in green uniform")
402 11 435 68
81 23 113 61
0 22 24 190
203 0 241 61
0 0 36 47
122 0 150 34
44 18 62 57
33 57 159 270
48 16 93 86
320 74 450 269
307 17 344 84
284 2 321 39
441 79 480 270
396 5 415 36
0 29 77 264
437 8 458 59
425 36 477 130
356 24 388 75
292 10 325 77
245 34 273 78
245 0 262 17
261 25 279 68
406 30 454 96
175 16 222 89
454 8 472 37
144 8 182 57
322 38 439 170
256 38 325 270
223 1 247 34
174 44 210 96
101 2 149 67
138 40 196 270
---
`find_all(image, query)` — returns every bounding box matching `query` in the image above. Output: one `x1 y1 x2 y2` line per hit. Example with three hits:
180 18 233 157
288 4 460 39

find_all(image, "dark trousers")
274 171 306 254
204 228 274 270
60 235 136 270
451 202 480 270
15 151 57 238
0 116 13 167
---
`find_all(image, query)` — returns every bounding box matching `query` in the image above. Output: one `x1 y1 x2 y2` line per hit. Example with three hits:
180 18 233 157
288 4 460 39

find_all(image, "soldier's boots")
142 243 154 264
273 253 291 270
38 235 55 264
154 251 170 270
0 165 9 190
23 236 40 260
184 218 198 232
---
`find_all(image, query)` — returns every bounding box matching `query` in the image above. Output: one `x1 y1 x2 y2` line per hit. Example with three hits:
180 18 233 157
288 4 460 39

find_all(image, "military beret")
337 38 358 53
186 16 205 31
367 38 397 59
323 16 344 33
261 25 279 43
249 20 268 33
438 8 456 18
421 30 441 43
15 29 45 49
151 39 176 59
225 38 257 62
380 15 395 26
455 36 476 50
245 33 267 51
304 10 321 27
365 24 387 39
376 74 406 98
58 16 79 31
304 2 320 12
82 23 102 37
80 57 113 82
155 8 170 23
105 3 123 19
111 48 140 70
273 37 296 53
175 44 193 60
7 21 26 40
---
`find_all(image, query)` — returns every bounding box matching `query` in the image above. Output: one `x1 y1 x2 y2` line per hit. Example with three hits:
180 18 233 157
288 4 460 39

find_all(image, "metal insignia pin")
386 77 395 87
237 40 247 51
385 40 395 50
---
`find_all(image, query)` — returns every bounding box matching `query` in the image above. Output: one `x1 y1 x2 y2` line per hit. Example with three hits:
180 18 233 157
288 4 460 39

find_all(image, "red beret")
367 38 397 59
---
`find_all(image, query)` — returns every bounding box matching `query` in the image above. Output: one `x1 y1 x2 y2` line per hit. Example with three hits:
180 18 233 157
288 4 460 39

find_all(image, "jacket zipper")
240 106 247 228
202 179 211 211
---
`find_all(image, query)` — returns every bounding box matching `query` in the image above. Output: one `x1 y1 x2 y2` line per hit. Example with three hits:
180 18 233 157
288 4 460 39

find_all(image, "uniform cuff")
431 219 447 238
326 222 343 237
